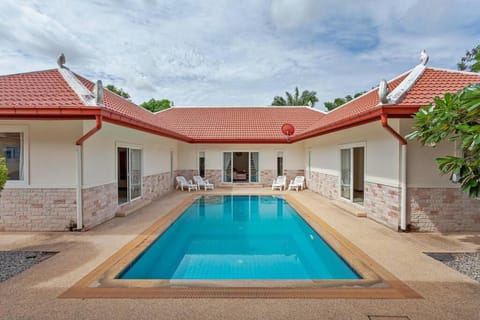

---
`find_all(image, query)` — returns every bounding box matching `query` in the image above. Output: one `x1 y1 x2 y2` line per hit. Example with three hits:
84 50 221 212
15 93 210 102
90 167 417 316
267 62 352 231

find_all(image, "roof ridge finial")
94 80 104 106
378 79 389 104
420 49 429 66
57 53 66 68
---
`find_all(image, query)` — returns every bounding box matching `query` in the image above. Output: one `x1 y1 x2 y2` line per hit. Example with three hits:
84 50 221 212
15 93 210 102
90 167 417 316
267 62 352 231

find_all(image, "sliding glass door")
118 147 142 204
223 152 232 183
340 146 364 204
223 152 259 183
130 149 142 200
250 152 258 182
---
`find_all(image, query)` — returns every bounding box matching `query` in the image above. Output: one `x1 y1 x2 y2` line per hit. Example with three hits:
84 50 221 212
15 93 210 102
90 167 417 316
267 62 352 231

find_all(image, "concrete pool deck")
1 188 479 319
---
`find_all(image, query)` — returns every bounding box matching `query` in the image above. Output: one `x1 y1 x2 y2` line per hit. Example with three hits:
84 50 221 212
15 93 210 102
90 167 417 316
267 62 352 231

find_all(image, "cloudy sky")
0 0 479 109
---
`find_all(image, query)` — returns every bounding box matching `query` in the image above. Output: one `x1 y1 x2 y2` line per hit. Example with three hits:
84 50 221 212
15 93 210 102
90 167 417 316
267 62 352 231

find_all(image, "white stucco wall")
177 142 305 173
400 119 457 188
3 117 444 191
177 142 197 170
304 121 401 187
0 120 82 188
82 121 178 188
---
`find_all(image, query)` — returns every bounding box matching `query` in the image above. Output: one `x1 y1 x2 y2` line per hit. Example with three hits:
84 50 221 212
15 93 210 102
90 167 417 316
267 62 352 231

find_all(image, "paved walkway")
1 189 479 320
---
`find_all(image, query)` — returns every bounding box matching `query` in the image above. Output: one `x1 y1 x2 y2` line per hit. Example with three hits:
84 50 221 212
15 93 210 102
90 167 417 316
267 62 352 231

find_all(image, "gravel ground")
426 252 480 282
1 250 478 284
0 251 56 282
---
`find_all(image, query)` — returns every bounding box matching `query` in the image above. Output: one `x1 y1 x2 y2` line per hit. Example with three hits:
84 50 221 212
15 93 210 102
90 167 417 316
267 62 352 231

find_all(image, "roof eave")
0 106 193 142
0 106 102 118
100 109 193 142
290 105 421 142
190 138 291 144
382 105 421 117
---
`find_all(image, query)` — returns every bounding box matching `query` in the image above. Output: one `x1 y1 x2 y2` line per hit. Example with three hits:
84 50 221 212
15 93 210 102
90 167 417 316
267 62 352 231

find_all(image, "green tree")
0 157 8 192
140 98 171 112
271 87 319 107
457 45 480 72
323 92 365 111
406 84 480 197
105 84 131 99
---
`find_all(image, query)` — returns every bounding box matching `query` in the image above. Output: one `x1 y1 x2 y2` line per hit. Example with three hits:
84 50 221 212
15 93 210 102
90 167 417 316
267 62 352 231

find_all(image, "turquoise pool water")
119 195 360 280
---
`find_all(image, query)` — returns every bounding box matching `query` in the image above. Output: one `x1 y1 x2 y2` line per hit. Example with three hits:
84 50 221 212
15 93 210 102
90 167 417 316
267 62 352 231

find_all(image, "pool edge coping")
60 193 422 299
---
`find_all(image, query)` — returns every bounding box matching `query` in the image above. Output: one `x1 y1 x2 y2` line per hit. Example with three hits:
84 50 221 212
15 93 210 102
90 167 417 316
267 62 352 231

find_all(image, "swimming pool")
62 193 421 299
119 195 359 280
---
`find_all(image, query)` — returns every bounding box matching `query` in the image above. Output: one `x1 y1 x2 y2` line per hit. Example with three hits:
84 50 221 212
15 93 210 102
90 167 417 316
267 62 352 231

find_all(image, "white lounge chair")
175 176 198 192
271 175 287 190
288 176 305 191
193 176 214 191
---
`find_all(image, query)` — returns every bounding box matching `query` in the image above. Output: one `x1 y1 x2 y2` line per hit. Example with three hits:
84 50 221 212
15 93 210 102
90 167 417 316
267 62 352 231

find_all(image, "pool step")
331 200 367 218
115 199 152 217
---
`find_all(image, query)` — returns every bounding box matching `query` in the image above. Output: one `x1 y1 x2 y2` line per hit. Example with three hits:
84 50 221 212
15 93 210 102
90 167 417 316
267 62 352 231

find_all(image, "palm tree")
271 87 319 107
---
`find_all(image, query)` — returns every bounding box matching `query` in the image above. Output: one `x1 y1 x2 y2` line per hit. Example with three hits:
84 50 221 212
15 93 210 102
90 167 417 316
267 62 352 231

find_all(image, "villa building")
0 57 478 233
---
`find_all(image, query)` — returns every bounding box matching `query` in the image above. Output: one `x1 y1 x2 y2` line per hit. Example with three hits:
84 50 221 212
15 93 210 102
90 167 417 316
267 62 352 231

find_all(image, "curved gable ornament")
420 49 429 66
384 50 429 104
378 79 390 104
94 80 104 106
57 53 66 68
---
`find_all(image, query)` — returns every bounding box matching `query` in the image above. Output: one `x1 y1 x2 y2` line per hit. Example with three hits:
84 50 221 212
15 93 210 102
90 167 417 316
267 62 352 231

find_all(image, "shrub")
0 157 7 192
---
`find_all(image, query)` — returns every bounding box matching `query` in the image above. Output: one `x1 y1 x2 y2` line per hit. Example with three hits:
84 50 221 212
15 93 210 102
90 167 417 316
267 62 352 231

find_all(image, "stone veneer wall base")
408 187 480 232
0 188 77 231
143 172 173 201
205 169 222 186
82 182 118 230
260 170 275 187
364 182 400 230
84 172 174 229
308 171 401 231
307 171 338 199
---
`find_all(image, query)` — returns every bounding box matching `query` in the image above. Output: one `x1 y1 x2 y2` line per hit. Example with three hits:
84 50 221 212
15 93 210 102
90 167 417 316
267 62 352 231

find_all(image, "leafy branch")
406 84 480 197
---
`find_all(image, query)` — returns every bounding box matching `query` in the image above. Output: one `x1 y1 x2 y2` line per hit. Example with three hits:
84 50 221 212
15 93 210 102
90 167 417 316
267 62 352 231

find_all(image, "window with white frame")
1 131 24 181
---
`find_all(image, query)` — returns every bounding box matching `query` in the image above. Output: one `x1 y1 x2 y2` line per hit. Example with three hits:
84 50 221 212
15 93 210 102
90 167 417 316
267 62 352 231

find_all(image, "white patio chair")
271 175 287 190
193 176 214 191
288 176 305 191
175 176 198 192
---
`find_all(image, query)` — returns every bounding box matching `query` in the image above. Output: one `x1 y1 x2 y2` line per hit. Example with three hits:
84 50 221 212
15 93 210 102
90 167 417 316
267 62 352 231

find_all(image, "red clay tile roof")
155 107 324 142
293 68 480 141
0 69 85 108
1 66 479 143
76 74 178 132
303 72 408 133
399 68 480 105
0 69 187 140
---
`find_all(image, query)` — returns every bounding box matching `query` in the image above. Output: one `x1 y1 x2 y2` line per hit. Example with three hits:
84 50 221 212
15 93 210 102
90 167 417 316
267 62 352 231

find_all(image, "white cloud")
270 0 320 29
0 0 479 109
0 0 92 66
